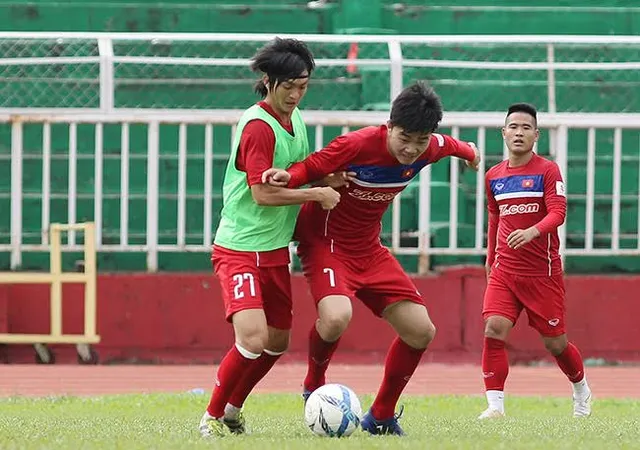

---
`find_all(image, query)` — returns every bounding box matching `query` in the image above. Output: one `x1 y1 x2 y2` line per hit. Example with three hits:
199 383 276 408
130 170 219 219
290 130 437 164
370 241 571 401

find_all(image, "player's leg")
224 266 293 432
369 301 434 435
517 274 591 417
479 269 521 419
542 333 591 417
200 253 269 437
298 243 354 398
304 294 352 397
356 250 434 435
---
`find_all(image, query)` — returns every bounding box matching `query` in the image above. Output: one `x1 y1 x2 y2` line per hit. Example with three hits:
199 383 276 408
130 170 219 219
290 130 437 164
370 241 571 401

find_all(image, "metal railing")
2 110 640 272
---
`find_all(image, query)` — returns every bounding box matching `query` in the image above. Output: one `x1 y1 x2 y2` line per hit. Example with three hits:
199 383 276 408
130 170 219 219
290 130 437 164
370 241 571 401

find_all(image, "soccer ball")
304 383 362 437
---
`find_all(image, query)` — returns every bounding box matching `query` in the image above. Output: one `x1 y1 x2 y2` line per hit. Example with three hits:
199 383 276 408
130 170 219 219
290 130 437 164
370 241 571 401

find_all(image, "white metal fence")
2 111 640 272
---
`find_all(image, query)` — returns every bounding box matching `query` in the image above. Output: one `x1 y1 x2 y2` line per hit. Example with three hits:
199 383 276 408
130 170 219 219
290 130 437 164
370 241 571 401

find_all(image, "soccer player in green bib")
199 38 341 437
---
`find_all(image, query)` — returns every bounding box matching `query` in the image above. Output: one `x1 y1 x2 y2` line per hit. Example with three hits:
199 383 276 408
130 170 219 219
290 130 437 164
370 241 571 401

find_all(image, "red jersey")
287 125 476 254
485 153 567 277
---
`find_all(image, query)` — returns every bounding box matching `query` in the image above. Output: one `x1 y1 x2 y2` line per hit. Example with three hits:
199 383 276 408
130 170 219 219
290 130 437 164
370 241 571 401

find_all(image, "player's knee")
267 329 290 354
236 326 269 354
425 321 437 343
319 309 351 338
317 296 352 340
418 321 437 348
402 320 436 349
543 335 567 356
484 318 511 340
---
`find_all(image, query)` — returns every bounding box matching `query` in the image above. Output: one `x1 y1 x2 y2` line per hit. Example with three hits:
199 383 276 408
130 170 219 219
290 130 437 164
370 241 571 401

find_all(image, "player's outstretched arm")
433 134 480 170
251 183 340 210
318 171 357 189
263 167 356 189
465 142 481 171
286 134 361 188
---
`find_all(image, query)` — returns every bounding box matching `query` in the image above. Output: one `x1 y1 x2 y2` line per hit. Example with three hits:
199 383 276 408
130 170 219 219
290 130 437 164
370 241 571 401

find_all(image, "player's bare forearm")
251 183 340 210
251 183 321 206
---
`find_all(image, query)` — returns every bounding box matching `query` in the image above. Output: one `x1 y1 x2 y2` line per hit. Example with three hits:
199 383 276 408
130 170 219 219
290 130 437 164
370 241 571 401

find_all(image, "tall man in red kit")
479 103 592 419
264 82 481 435
199 37 341 438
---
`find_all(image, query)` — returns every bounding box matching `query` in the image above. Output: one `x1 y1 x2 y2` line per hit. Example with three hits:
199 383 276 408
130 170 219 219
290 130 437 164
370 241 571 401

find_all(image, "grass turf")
1 393 639 449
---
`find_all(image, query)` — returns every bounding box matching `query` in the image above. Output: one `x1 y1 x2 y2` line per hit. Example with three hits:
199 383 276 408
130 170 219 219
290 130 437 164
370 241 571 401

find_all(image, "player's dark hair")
389 81 443 133
506 102 538 126
250 37 315 97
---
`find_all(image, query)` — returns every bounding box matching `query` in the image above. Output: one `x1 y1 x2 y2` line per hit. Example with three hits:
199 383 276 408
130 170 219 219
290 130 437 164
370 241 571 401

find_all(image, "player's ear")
534 128 540 142
386 120 393 131
501 127 506 140
262 74 269 90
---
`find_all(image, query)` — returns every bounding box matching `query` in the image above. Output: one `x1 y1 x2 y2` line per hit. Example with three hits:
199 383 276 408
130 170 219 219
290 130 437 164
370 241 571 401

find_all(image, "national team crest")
401 168 415 178
521 179 534 188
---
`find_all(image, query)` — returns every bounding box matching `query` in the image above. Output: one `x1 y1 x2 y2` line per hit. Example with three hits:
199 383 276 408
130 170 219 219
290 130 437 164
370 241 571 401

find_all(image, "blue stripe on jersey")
347 160 428 184
490 174 544 197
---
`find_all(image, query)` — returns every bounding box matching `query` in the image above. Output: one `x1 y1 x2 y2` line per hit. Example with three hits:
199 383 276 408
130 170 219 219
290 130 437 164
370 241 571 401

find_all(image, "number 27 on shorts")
233 273 256 299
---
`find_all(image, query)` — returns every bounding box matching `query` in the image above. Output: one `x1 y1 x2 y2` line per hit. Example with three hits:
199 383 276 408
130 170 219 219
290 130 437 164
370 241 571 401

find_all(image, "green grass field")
1 393 639 449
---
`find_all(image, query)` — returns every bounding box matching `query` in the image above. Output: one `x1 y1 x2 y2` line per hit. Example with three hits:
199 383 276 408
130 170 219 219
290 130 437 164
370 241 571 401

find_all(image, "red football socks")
228 350 283 408
554 342 585 383
303 325 340 392
370 337 425 420
206 344 258 418
482 337 509 391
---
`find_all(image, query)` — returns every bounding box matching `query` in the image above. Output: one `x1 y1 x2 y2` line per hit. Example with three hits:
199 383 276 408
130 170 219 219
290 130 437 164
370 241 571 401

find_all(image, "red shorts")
482 267 566 337
297 242 425 317
212 245 293 330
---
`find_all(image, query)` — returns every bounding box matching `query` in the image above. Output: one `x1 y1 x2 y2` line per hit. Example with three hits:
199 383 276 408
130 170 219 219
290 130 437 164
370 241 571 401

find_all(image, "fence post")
146 122 160 272
10 120 23 269
98 37 114 112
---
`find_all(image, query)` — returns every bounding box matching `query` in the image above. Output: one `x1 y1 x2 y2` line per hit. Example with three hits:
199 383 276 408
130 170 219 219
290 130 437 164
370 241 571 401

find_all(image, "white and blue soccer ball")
304 383 362 437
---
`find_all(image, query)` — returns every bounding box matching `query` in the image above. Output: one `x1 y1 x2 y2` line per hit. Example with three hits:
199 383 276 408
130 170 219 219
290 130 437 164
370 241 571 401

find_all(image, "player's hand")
465 142 481 172
507 227 540 250
261 168 291 187
314 186 340 210
322 171 357 189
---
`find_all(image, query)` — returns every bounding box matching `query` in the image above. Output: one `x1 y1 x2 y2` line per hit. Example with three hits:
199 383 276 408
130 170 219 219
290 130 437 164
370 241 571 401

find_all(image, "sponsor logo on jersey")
499 202 540 216
349 188 397 202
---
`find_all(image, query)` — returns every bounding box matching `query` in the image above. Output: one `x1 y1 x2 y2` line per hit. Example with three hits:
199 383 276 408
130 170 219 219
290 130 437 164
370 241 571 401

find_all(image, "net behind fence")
2 34 640 112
